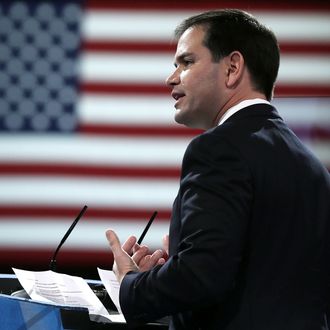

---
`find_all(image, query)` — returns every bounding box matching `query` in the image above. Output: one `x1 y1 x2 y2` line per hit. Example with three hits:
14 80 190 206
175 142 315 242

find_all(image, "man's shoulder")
185 103 283 154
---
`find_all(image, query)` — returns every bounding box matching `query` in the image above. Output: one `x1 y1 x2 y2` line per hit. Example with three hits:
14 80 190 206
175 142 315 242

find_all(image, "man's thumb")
106 229 122 255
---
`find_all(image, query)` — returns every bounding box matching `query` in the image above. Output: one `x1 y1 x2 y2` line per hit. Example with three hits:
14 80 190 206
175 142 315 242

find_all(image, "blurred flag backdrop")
0 0 329 276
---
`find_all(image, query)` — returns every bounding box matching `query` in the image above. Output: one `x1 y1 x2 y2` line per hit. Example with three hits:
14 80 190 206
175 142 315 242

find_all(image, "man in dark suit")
106 9 330 329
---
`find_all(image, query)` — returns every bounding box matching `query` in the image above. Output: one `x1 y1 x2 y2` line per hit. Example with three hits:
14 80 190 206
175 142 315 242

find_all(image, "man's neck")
218 98 270 126
213 90 267 127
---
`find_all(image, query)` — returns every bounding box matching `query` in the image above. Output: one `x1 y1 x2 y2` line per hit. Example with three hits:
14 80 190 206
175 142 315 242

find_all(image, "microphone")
47 204 115 309
12 205 88 299
49 205 88 271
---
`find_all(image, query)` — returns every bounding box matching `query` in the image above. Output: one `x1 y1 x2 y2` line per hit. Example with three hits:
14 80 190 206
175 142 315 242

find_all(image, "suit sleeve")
119 131 253 324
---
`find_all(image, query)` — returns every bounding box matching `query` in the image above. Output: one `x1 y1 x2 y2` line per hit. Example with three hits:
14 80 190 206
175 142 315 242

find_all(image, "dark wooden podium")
0 274 168 329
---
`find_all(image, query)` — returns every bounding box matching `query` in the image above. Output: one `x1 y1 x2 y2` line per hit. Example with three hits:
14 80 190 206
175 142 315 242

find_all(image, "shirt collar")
218 98 270 126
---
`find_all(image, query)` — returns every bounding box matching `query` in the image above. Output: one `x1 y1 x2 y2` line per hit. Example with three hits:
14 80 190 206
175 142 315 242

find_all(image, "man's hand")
106 229 165 283
106 230 139 283
162 234 169 259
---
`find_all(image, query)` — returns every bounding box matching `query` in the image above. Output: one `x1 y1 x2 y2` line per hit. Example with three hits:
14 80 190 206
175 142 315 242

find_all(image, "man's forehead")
174 27 205 57
177 26 204 45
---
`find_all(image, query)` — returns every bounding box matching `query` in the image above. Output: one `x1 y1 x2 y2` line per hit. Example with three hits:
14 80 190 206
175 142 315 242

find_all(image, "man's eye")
183 59 193 66
174 58 193 69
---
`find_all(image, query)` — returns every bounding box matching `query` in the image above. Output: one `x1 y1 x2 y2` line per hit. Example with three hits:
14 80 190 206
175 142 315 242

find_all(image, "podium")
0 274 168 329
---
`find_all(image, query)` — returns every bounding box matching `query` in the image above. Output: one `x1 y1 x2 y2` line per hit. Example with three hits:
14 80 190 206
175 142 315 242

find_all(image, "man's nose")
165 68 180 87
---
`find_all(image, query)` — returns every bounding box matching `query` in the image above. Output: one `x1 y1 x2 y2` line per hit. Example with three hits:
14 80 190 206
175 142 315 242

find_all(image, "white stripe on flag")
83 10 330 43
0 177 179 208
0 219 169 249
79 52 330 86
0 135 189 166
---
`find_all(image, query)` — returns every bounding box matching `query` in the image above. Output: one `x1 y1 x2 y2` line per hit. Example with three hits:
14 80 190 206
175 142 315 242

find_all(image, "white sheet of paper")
12 268 125 323
97 268 123 315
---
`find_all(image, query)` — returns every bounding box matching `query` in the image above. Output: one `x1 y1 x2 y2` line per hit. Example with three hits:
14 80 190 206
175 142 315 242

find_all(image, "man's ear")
225 51 245 88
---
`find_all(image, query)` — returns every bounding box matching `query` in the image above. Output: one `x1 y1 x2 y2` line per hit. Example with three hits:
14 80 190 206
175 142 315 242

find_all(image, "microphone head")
49 259 57 271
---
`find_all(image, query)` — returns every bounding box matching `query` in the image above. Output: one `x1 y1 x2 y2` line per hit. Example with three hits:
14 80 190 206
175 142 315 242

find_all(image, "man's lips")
171 92 185 100
171 92 185 107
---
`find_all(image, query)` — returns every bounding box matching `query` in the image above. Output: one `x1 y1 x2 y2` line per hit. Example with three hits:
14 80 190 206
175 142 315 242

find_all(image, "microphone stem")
49 205 88 271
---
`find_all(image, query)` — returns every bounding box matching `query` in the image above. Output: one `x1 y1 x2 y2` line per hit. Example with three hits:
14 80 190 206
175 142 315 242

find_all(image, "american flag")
0 0 329 276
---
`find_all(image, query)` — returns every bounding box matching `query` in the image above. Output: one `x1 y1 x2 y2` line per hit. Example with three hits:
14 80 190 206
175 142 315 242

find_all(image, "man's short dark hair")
175 9 280 101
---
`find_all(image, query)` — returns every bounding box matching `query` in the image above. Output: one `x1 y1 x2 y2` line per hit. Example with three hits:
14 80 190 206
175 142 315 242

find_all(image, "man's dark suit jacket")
120 104 330 329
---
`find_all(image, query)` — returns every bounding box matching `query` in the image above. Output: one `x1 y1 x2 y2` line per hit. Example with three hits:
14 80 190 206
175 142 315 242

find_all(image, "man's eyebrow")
174 52 194 66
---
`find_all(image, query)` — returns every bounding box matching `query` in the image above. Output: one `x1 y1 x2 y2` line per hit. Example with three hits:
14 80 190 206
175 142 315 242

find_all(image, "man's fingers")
162 234 169 255
106 231 167 274
162 234 169 260
132 245 149 265
122 236 137 254
106 229 122 256
157 258 166 265
150 249 164 264
138 249 164 272
105 230 140 283
132 243 144 254
139 255 150 269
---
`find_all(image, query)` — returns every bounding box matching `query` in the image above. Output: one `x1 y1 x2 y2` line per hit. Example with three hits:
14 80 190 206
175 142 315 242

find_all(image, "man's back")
170 103 330 329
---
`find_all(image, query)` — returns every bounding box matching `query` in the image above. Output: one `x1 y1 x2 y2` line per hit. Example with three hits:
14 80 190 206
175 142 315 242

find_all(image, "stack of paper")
13 267 125 323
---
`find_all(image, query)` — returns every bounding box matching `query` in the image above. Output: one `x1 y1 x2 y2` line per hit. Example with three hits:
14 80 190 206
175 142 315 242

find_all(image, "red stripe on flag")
1 248 113 268
279 43 330 55
82 40 330 55
81 82 330 97
274 85 330 97
78 123 330 140
86 0 330 11
79 123 202 137
289 126 330 140
80 82 169 94
82 41 176 53
0 206 172 220
0 164 181 179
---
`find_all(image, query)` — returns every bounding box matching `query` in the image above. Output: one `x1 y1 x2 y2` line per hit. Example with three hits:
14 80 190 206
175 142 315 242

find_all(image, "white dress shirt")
218 98 270 126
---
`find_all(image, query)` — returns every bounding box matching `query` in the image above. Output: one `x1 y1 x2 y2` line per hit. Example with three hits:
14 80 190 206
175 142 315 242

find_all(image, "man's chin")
174 110 208 130
174 109 187 126
174 111 196 129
